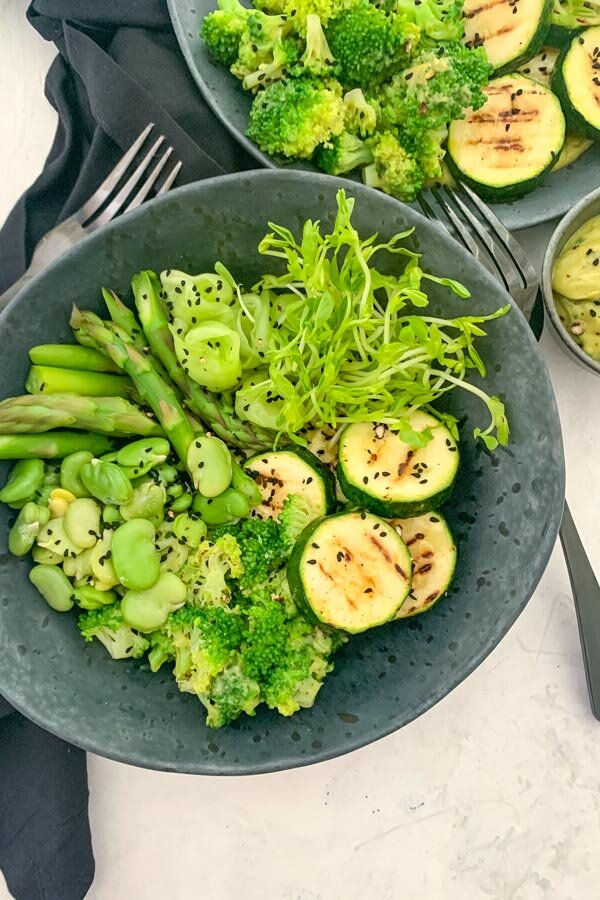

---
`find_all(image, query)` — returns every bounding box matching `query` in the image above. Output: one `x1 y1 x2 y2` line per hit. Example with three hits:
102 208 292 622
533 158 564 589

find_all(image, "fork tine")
439 187 516 294
84 136 165 230
74 123 155 225
459 182 536 288
430 187 482 260
123 147 174 213
156 161 182 195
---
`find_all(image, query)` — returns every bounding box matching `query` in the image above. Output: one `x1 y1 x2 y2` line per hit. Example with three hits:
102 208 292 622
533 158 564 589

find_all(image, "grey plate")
0 171 564 774
168 0 600 231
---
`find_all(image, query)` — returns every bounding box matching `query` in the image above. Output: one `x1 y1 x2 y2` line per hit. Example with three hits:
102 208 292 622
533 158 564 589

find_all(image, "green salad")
0 192 509 727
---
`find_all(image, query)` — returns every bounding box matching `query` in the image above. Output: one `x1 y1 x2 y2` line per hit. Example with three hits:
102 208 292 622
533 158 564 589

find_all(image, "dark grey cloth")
0 3 253 898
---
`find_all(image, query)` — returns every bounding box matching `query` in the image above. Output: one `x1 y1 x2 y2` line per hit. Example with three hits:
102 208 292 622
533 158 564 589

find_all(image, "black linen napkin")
0 3 254 899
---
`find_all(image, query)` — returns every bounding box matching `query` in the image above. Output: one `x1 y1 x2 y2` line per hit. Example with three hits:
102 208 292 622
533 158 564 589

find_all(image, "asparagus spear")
0 394 164 437
0 433 114 459
131 272 273 450
28 344 121 373
26 365 134 398
70 308 198 475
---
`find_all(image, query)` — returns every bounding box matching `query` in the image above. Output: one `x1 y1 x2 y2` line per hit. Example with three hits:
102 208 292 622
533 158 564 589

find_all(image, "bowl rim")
0 170 566 774
541 184 600 377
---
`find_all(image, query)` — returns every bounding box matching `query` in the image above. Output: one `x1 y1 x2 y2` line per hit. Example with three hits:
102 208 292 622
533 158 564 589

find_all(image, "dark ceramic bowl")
167 0 600 231
0 171 564 774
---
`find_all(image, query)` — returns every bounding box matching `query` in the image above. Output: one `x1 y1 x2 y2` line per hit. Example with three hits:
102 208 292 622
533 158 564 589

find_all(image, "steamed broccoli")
363 130 425 200
325 0 420 88
231 9 298 85
279 493 315 544
280 0 354 31
147 629 175 673
247 77 345 159
262 616 336 715
316 130 373 174
291 13 336 77
181 533 242 607
375 42 491 136
343 87 378 137
202 663 262 727
212 515 290 590
78 604 149 660
201 0 251 67
241 38 303 91
378 0 464 44
168 605 245 693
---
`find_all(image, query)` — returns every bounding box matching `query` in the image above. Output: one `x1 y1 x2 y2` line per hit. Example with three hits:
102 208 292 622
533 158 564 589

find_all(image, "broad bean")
116 438 170 478
29 565 74 612
63 546 95 581
173 513 207 549
0 459 45 504
8 502 50 557
187 435 232 498
231 459 262 507
37 517 81 560
111 519 160 590
81 460 132 505
63 498 101 549
119 481 166 521
48 487 76 519
102 504 122 525
60 451 93 497
121 572 186 632
90 536 119 588
155 522 189 573
192 487 250 525
73 585 117 610
170 492 193 513
32 545 63 565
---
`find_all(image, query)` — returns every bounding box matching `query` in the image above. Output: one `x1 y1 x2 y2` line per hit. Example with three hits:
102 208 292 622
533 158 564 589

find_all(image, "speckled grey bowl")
167 0 600 231
0 171 564 774
542 185 600 376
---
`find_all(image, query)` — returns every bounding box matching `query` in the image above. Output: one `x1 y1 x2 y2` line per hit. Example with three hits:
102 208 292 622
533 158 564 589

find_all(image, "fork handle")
0 270 39 313
560 501 600 720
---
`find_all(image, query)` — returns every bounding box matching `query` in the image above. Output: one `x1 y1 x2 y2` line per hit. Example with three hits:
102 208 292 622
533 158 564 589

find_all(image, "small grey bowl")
542 184 600 376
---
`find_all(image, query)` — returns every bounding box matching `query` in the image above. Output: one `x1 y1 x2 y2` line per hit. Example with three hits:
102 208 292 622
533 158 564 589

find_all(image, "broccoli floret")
213 516 290 591
363 130 425 201
241 598 289 680
253 0 287 13
326 0 420 89
181 534 242 607
279 493 316 545
343 88 378 137
378 0 464 44
201 0 251 67
147 629 175 673
168 605 245 694
282 0 353 31
262 617 335 716
241 37 302 91
78 604 149 660
231 9 297 84
316 130 373 174
201 663 262 727
375 43 491 136
247 77 345 159
291 13 336 77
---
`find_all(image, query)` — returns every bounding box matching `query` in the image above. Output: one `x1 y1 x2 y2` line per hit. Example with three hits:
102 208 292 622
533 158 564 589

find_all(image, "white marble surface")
2 3 600 899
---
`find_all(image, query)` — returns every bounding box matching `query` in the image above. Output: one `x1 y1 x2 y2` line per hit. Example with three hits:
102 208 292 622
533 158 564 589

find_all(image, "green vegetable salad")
201 0 493 199
0 192 509 727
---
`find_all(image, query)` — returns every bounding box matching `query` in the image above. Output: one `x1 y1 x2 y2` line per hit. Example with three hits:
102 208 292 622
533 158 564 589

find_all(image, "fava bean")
193 487 250 525
187 435 232 497
63 498 101 549
119 481 166 521
102 504 122 526
112 519 160 590
170 492 193 513
231 459 262 507
81 460 132 505
167 482 184 499
155 522 189 574
0 459 45 504
29 565 74 612
36 484 54 506
8 502 50 557
173 513 207 549
63 546 94 581
156 464 179 486
60 451 93 497
37 517 81 560
121 572 186 632
73 585 117 610
116 438 170 477
32 545 63 565
90 537 119 587
48 487 76 519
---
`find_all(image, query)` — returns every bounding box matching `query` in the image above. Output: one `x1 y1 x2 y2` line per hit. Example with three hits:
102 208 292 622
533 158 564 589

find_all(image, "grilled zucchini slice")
244 446 336 520
337 413 459 519
391 512 457 618
552 26 600 139
463 0 552 72
288 510 412 632
447 74 565 202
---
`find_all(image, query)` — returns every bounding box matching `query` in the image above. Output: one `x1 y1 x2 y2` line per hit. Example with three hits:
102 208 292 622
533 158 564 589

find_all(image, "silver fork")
419 183 600 722
0 123 182 311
